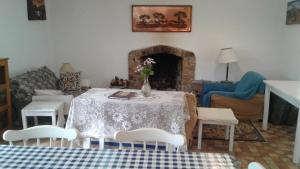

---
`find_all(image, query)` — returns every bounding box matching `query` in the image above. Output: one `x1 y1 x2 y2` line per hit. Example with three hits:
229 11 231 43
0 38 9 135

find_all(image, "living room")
0 0 300 169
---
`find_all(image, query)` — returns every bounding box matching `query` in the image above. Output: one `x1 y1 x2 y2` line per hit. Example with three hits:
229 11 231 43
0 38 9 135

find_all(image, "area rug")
194 121 266 142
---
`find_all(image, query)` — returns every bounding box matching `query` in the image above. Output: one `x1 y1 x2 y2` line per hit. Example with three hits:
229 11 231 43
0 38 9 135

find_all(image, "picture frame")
132 5 192 32
286 0 300 25
27 0 47 20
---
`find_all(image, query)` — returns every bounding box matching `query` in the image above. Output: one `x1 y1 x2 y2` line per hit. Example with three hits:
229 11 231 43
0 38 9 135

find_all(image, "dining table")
262 80 300 163
66 88 189 148
0 145 241 169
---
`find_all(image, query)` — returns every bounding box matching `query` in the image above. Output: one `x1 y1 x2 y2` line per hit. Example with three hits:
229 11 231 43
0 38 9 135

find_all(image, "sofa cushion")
34 89 63 96
59 72 81 91
33 66 58 89
11 66 58 100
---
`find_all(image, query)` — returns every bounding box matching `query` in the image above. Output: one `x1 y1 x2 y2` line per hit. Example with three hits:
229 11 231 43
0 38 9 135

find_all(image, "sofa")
199 71 265 120
11 66 77 127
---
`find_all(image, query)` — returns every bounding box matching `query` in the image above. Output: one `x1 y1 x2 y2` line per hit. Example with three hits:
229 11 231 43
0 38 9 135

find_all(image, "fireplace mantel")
128 45 195 91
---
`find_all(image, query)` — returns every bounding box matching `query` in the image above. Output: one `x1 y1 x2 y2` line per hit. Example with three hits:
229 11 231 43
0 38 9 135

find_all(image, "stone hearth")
128 45 195 91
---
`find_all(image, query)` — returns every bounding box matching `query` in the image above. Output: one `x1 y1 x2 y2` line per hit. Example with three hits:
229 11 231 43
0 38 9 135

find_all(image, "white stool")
21 101 64 129
197 107 238 152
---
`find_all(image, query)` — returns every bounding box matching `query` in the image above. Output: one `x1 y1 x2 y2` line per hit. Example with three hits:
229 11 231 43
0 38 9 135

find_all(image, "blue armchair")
199 71 266 120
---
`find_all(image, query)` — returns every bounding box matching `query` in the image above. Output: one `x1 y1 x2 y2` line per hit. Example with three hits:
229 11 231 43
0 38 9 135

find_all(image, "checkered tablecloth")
0 145 240 169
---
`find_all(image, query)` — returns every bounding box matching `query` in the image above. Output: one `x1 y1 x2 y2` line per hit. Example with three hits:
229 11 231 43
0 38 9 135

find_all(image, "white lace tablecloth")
66 88 188 139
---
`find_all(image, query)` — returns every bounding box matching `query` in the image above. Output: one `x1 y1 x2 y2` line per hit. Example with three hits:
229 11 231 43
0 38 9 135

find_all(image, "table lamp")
59 63 81 91
218 48 238 81
60 63 74 73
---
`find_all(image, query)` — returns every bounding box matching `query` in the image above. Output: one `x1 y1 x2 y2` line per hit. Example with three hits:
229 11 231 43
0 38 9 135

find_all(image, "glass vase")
141 76 151 97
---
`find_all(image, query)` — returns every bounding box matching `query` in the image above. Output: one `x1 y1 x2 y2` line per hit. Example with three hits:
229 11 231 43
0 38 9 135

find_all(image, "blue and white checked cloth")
0 145 240 169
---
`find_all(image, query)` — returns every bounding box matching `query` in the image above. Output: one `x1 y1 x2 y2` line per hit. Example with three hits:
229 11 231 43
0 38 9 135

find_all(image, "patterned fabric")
59 72 81 91
66 88 188 140
11 66 58 100
0 145 240 169
11 66 59 125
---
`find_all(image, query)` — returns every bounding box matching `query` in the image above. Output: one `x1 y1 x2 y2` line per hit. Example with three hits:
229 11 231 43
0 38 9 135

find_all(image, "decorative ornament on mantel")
135 58 156 97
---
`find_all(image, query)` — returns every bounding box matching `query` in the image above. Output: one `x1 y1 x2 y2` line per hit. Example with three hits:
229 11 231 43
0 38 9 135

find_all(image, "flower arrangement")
135 58 156 79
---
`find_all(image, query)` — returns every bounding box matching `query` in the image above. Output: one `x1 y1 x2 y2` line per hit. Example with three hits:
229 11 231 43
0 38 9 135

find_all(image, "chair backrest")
235 71 265 93
248 162 266 169
3 125 77 147
114 128 185 152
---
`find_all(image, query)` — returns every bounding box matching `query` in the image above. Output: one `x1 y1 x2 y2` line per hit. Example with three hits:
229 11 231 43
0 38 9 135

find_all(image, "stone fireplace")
128 45 195 91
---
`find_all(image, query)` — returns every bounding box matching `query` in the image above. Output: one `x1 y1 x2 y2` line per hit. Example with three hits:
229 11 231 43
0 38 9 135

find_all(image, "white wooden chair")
3 125 77 147
114 128 185 152
248 162 266 169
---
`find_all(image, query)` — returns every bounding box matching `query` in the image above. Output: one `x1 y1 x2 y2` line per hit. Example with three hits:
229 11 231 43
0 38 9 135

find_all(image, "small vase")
141 77 151 97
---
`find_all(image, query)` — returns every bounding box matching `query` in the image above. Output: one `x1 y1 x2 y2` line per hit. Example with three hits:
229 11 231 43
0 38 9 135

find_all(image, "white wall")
281 25 300 80
46 0 285 87
0 0 53 76
0 0 290 87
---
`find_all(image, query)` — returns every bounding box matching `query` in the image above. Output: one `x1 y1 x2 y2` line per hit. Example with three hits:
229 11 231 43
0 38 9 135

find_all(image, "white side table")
21 101 64 128
197 107 238 152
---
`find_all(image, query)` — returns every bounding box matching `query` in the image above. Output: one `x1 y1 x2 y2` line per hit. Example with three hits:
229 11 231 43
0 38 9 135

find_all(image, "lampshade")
218 48 239 63
60 63 74 73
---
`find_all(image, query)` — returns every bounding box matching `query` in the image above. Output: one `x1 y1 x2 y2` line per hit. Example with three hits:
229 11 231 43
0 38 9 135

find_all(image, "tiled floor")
192 122 300 169
1 122 300 169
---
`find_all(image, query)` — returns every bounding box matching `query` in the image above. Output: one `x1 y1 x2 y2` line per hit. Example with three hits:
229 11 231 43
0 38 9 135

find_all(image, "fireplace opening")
128 45 195 91
143 54 182 90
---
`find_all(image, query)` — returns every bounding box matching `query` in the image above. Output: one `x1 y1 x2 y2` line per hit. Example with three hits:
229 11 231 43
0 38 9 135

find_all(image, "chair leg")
33 116 38 126
197 121 203 149
21 113 28 129
83 138 91 149
52 114 56 126
167 144 174 152
225 125 230 140
99 138 105 149
229 124 235 152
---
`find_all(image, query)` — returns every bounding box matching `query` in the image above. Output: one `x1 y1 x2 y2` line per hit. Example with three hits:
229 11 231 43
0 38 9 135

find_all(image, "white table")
21 101 64 128
263 80 300 163
197 107 238 152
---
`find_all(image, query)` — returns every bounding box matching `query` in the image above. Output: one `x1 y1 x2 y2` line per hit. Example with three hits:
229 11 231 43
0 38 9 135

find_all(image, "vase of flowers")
135 58 156 97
